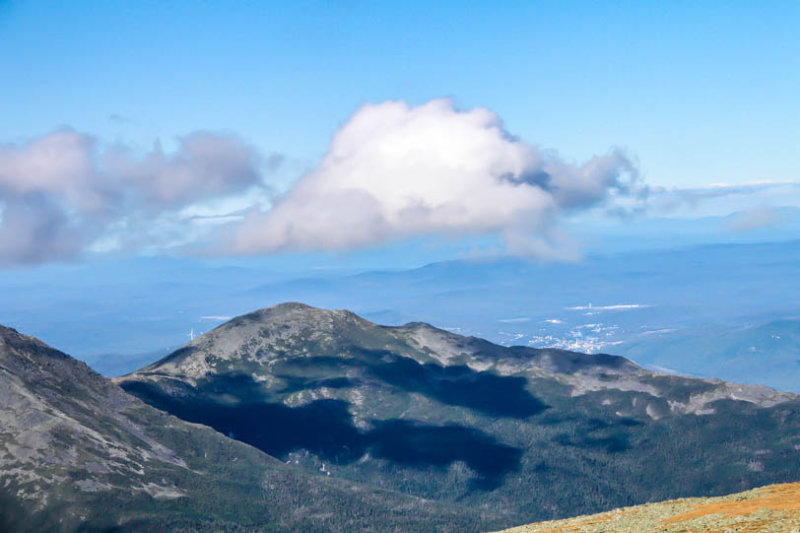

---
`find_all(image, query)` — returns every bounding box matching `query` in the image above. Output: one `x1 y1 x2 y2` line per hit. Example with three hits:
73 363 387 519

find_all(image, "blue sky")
2 0 798 187
0 1 799 269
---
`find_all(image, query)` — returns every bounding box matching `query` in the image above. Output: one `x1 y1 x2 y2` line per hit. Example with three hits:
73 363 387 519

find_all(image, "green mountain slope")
0 324 493 532
120 303 800 526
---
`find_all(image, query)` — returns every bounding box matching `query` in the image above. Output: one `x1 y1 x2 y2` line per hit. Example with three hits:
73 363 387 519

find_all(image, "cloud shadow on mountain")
362 354 549 418
267 352 549 418
122 376 522 489
552 416 644 453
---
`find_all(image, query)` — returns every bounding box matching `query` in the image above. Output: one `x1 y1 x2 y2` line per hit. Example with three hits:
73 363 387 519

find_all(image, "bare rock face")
0 326 184 496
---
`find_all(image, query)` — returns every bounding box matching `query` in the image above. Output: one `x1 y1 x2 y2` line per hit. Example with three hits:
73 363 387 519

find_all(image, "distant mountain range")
618 318 800 392
499 481 800 532
4 303 800 531
4 240 800 394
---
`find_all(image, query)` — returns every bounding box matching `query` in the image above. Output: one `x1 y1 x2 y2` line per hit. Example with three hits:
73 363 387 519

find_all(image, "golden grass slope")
499 482 800 533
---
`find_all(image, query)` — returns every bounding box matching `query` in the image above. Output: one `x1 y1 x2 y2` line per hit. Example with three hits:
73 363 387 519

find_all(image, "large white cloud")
0 129 265 266
0 99 648 266
228 99 640 257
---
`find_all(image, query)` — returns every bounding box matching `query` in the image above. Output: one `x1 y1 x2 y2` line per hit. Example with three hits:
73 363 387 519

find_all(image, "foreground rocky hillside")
500 482 800 532
120 303 800 526
0 324 492 532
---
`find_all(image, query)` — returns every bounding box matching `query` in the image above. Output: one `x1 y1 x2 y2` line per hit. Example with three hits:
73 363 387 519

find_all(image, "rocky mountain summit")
127 303 794 410
119 303 800 525
0 323 493 532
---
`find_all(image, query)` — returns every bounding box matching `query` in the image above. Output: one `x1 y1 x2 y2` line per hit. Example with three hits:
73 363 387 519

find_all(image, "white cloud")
647 180 800 214
0 194 91 265
225 99 641 258
566 304 650 311
103 132 272 211
0 99 648 266
0 130 107 213
498 317 531 323
0 129 267 266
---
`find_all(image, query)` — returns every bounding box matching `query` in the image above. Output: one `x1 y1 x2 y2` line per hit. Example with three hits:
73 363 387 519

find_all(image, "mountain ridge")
118 303 800 526
120 302 794 414
0 318 497 531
